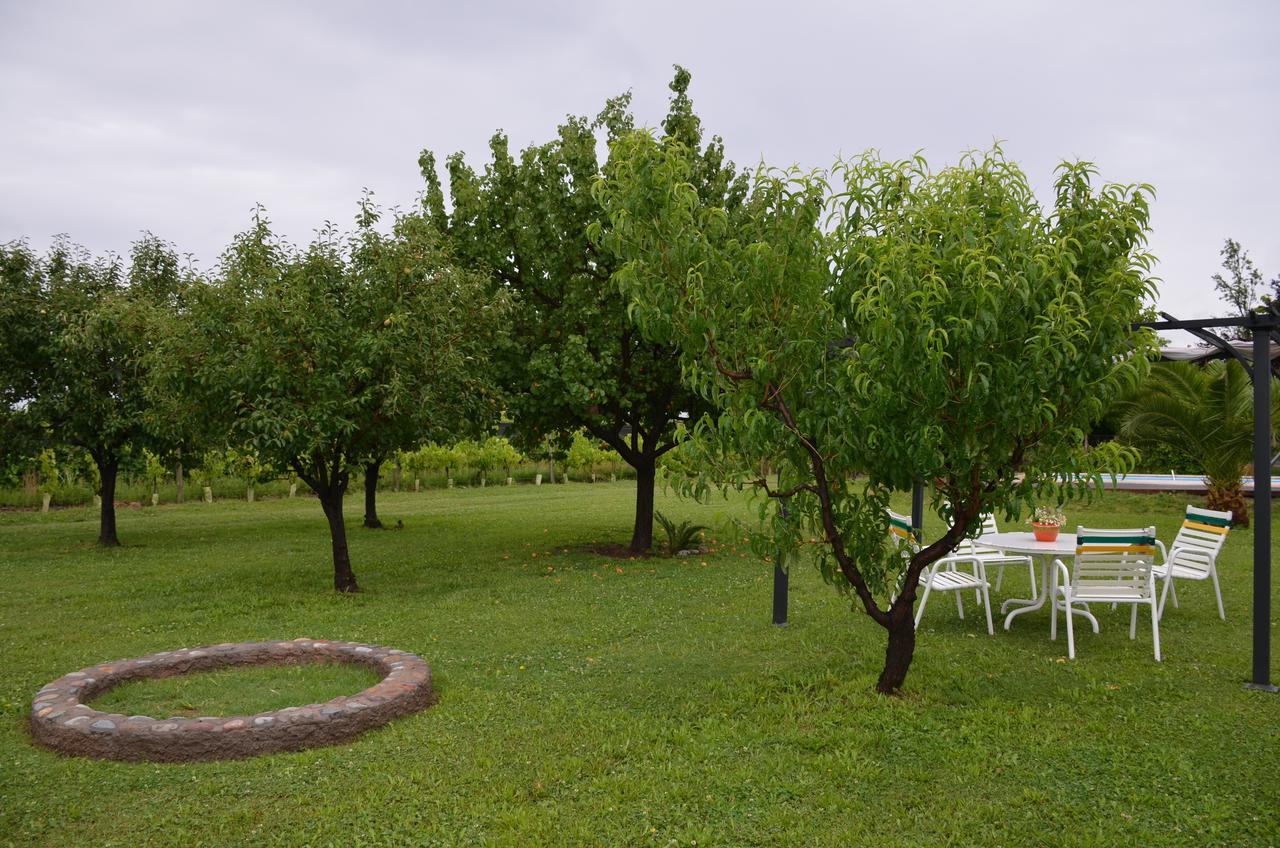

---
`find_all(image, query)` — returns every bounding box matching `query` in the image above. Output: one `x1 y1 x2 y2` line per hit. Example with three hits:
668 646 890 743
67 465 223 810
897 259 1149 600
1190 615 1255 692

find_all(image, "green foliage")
155 203 506 589
1212 238 1274 337
420 66 746 549
29 237 183 459
419 443 456 477
563 431 599 477
192 450 226 488
599 140 1160 691
33 448 59 494
654 510 708 556
447 442 473 479
161 203 504 482
487 437 525 476
0 234 188 543
467 438 499 482
1113 360 1277 523
448 437 527 484
142 449 168 491
225 446 275 486
1125 439 1196 474
0 240 48 469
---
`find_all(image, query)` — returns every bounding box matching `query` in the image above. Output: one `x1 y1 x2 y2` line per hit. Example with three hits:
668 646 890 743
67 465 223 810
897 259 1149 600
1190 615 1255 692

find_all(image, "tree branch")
708 337 752 381
764 383 889 627
586 422 639 466
750 477 817 499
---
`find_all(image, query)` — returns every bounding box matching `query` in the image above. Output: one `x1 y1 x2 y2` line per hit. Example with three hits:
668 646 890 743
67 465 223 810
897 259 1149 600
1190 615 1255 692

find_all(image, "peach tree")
597 140 1159 692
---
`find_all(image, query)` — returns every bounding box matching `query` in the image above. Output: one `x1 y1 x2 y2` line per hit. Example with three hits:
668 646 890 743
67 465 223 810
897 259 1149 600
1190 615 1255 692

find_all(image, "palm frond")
1115 360 1270 480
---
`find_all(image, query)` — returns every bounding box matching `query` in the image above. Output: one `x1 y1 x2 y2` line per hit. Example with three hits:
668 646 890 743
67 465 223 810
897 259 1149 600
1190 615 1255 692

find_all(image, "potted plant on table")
1029 507 1066 542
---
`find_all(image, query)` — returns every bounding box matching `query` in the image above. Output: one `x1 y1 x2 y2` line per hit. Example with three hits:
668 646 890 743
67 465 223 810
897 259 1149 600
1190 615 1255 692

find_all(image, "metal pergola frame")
771 310 1279 692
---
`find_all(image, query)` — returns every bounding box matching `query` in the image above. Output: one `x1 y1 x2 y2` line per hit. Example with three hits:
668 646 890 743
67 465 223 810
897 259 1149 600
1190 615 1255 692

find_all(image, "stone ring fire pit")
29 639 434 762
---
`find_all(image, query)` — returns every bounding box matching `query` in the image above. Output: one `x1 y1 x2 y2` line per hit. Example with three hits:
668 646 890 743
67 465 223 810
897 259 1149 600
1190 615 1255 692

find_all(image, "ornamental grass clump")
654 511 708 557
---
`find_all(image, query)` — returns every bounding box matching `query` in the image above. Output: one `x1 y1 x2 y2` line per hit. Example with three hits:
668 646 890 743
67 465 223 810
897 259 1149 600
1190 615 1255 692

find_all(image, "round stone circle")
29 639 434 762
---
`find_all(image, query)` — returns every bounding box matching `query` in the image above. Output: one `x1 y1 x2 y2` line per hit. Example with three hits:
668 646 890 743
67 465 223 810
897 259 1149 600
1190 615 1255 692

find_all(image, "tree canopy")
0 235 186 545
157 205 505 590
419 65 747 552
1211 238 1277 337
598 139 1160 692
0 241 48 471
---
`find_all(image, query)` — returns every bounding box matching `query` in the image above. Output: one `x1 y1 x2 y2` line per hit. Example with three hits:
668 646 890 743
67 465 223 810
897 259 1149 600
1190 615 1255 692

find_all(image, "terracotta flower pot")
1032 523 1060 542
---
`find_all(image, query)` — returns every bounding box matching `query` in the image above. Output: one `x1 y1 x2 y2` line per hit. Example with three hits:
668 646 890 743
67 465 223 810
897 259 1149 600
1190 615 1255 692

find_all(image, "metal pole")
772 557 789 626
1249 321 1277 691
773 469 789 626
911 482 925 543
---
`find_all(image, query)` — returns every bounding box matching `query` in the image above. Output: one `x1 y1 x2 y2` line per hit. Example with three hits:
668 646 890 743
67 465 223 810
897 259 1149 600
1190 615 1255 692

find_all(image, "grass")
89 663 383 719
0 482 1277 846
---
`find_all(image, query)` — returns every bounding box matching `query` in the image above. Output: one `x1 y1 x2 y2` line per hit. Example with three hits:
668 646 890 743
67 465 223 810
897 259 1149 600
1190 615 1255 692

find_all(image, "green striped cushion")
1185 505 1231 531
1077 528 1156 556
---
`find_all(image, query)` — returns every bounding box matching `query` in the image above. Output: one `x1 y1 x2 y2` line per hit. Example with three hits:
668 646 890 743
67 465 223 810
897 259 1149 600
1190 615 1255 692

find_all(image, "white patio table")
976 531 1100 634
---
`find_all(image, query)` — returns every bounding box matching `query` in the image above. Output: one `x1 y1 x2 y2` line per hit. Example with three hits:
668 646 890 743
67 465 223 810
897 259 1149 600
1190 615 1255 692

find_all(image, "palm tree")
1114 360 1278 526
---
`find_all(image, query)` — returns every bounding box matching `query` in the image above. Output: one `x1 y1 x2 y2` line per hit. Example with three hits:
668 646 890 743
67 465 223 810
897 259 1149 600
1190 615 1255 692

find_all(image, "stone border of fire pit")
28 639 434 762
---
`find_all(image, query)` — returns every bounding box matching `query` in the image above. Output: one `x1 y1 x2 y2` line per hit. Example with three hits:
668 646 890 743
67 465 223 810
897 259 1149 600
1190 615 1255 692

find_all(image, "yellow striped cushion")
1075 544 1157 555
1183 519 1229 535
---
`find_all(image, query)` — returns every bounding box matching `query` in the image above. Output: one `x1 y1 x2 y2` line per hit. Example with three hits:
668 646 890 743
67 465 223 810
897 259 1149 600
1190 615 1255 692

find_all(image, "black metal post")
773 470 789 626
911 482 925 543
1141 312 1277 693
1248 320 1277 691
772 557 789 626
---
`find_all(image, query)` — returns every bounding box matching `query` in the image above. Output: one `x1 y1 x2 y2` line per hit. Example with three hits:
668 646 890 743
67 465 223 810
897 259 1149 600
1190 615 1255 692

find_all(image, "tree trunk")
876 613 917 694
1207 480 1249 527
363 460 383 529
320 489 360 592
96 454 120 547
175 450 185 504
629 454 657 553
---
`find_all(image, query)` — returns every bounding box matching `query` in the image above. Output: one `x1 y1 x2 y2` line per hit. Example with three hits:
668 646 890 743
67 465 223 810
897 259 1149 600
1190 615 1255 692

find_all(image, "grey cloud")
1 0 1276 320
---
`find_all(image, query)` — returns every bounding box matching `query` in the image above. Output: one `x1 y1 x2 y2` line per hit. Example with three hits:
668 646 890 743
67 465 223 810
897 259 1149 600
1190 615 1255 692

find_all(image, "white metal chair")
951 512 1037 597
1152 505 1231 620
1052 526 1161 661
888 509 993 635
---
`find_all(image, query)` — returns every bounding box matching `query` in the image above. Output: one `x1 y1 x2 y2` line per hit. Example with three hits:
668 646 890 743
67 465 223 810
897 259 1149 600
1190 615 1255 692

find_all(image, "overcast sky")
2 0 1277 322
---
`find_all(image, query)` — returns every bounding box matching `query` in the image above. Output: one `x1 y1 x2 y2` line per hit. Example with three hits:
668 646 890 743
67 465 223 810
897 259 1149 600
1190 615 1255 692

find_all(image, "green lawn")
0 483 1277 846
